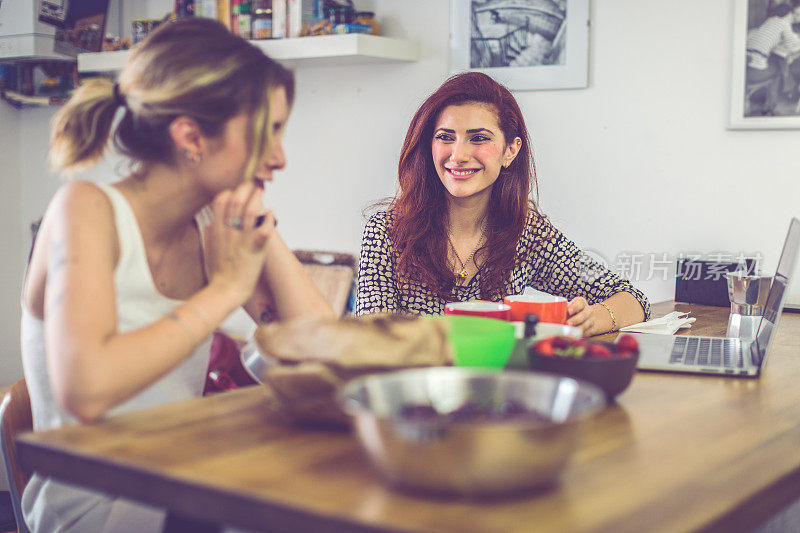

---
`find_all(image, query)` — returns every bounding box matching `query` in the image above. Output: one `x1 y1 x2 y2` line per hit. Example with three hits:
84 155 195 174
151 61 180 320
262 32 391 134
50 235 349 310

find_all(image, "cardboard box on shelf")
287 0 324 38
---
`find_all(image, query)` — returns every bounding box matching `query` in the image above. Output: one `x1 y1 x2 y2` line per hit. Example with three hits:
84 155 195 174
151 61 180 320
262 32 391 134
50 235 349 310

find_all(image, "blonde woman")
20 18 332 532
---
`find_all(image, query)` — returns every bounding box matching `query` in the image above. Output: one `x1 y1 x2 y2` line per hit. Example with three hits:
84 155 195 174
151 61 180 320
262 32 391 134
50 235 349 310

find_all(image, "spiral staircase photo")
470 0 567 69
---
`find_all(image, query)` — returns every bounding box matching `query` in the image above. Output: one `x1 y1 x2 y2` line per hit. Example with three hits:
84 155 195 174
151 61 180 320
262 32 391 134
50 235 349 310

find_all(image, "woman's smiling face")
431 102 520 202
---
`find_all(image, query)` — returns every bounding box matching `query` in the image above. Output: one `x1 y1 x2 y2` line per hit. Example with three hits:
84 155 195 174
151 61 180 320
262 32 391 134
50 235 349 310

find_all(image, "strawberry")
552 336 571 350
586 343 612 358
616 334 639 354
533 338 555 356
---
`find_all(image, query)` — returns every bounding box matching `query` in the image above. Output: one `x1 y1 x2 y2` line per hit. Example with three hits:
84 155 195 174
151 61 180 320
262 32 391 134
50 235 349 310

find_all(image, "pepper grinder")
725 271 772 340
523 314 540 339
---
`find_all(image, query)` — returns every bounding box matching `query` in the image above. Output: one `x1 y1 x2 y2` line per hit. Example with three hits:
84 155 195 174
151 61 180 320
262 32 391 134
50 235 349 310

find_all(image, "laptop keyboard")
669 337 744 368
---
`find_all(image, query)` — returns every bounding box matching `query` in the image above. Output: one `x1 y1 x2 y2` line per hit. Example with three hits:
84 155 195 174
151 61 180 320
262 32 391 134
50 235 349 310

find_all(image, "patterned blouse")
355 210 651 320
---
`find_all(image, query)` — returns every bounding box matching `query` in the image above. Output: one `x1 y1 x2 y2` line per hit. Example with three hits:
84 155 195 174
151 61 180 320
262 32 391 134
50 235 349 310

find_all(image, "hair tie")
112 83 126 108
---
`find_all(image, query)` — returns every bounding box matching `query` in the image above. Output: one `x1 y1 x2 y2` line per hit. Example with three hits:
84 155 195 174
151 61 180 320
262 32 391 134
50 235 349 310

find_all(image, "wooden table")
17 302 800 533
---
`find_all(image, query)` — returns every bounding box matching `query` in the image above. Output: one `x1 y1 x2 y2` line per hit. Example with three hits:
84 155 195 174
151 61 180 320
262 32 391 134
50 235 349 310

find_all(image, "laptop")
627 218 800 377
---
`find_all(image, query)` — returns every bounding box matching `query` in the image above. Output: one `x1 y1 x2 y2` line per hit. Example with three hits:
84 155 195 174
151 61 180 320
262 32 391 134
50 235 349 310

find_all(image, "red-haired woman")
355 72 649 336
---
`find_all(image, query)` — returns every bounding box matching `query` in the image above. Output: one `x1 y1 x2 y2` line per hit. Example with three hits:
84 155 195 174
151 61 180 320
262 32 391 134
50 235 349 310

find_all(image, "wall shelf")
78 34 419 73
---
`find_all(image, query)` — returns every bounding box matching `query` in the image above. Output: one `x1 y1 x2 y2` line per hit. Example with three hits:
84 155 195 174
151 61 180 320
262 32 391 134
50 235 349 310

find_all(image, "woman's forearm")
593 291 646 332
48 281 242 423
244 231 334 322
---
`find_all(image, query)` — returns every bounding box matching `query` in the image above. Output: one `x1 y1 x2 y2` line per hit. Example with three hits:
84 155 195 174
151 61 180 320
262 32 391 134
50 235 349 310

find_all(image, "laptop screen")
754 218 800 366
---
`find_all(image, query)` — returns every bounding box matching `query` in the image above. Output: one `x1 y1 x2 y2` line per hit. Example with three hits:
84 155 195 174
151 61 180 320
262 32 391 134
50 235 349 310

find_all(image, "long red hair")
388 72 549 301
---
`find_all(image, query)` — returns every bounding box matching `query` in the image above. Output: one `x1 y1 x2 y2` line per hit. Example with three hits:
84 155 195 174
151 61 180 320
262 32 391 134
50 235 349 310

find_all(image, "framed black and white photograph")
449 0 589 91
730 0 800 129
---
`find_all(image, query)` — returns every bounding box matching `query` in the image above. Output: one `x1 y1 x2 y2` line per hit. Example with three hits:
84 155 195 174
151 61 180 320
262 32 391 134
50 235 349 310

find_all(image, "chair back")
294 250 357 317
1 380 32 533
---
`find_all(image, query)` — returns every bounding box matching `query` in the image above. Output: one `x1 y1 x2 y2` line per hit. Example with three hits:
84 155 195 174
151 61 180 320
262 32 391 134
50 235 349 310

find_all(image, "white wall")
5 0 800 387
268 0 451 252
0 101 21 391
528 0 800 303
0 97 20 492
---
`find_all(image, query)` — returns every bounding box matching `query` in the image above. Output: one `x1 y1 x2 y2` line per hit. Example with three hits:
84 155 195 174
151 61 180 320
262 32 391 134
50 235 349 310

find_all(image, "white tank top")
20 183 222 532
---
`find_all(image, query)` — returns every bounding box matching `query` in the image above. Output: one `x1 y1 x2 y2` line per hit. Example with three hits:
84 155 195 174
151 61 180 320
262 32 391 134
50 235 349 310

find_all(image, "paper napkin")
521 287 562 299
619 311 695 335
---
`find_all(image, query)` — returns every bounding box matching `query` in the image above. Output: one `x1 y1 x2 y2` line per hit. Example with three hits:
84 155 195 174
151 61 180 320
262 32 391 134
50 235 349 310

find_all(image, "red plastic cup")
444 301 511 320
504 294 568 324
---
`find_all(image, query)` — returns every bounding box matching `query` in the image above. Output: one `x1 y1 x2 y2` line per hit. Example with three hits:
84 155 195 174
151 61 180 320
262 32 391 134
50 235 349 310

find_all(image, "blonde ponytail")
49 78 121 173
49 18 294 177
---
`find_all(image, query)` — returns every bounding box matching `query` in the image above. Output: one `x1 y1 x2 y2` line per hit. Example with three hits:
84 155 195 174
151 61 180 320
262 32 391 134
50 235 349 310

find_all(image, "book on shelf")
217 0 232 29
272 1 287 39
192 0 232 30
191 0 333 40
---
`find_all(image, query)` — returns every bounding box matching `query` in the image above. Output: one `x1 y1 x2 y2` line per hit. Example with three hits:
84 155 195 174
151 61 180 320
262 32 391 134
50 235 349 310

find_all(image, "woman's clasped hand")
567 297 611 337
207 182 276 302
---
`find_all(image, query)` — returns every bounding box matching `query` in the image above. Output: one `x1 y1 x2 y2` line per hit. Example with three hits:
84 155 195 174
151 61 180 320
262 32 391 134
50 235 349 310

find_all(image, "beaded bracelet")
597 301 618 333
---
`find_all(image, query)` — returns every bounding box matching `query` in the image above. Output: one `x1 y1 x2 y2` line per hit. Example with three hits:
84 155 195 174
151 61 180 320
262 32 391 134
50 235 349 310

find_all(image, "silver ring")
226 217 243 229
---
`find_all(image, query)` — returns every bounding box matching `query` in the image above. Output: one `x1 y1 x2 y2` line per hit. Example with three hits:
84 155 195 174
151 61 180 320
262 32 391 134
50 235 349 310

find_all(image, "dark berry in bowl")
396 400 550 424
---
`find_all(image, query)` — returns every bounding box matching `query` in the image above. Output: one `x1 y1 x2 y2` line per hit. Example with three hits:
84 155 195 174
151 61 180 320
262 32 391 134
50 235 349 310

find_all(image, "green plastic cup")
442 315 516 368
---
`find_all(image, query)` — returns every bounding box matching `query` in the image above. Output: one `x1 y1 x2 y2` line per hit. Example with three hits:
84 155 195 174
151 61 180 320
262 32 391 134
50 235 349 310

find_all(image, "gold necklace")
448 225 486 279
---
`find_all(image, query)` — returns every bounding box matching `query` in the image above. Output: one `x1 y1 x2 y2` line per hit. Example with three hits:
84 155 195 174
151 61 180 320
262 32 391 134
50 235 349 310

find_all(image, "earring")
503 161 510 168
182 149 202 166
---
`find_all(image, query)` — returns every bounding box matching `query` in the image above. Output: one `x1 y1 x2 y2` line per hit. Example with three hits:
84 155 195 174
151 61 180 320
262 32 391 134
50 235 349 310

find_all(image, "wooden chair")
294 250 357 317
207 250 358 393
0 381 32 533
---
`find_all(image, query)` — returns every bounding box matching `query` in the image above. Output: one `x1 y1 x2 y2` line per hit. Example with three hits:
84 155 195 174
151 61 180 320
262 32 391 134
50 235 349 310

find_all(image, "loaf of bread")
253 314 453 426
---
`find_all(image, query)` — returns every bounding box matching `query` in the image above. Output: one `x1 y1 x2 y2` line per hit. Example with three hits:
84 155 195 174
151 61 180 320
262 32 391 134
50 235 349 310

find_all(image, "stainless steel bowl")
338 367 604 496
240 340 277 384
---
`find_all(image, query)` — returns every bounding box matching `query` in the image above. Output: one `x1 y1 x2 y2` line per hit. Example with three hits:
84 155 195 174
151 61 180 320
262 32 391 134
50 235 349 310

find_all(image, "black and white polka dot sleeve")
355 212 400 316
530 228 651 320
